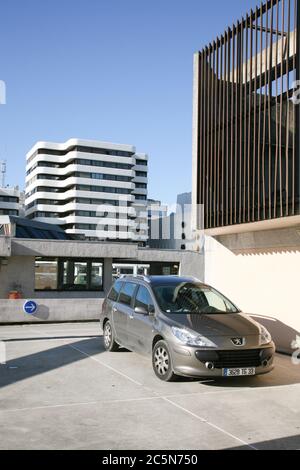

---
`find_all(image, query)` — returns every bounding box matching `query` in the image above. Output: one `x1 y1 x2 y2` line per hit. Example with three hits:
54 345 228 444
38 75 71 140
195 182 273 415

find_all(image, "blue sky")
0 0 260 204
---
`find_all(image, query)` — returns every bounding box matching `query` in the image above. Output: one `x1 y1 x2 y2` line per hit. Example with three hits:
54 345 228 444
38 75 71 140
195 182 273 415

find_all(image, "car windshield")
152 282 239 314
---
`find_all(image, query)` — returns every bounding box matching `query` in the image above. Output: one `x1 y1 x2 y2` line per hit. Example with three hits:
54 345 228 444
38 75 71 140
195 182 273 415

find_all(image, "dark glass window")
108 280 123 301
0 209 19 216
35 259 58 290
134 286 153 311
0 196 19 203
136 159 147 166
34 258 103 291
119 282 137 306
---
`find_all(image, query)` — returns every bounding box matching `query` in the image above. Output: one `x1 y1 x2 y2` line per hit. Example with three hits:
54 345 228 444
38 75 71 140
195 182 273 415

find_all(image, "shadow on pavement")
0 337 103 389
227 433 300 450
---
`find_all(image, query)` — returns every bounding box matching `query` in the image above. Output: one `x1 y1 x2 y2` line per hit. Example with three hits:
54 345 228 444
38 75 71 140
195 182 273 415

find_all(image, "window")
136 171 147 178
62 260 88 290
153 283 239 314
0 209 19 216
35 259 58 290
134 286 153 311
136 159 147 166
0 196 19 203
34 258 103 291
90 262 103 289
119 282 137 306
108 280 123 301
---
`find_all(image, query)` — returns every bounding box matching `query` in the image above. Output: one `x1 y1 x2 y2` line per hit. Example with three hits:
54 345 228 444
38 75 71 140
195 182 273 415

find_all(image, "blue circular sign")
23 300 38 315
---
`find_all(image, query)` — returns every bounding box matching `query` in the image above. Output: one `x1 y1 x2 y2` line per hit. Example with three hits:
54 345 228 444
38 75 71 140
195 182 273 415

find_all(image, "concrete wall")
204 227 300 354
0 256 35 298
0 256 111 299
0 299 103 323
0 236 11 257
0 239 204 323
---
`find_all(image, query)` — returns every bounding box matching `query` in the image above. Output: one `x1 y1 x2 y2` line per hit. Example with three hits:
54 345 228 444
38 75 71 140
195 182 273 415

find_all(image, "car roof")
118 275 207 287
148 276 204 286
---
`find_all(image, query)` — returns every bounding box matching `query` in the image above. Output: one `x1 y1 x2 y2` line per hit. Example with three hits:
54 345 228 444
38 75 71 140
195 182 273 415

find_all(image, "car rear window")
108 280 123 301
118 282 137 306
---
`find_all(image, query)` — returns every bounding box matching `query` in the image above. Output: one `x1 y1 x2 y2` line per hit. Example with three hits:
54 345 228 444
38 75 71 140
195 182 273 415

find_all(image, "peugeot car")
100 275 275 381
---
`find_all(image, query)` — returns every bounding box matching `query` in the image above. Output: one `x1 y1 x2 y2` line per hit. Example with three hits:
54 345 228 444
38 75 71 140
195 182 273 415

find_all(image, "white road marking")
6 324 299 450
162 397 258 450
0 396 163 413
3 337 98 343
68 343 144 387
66 342 259 450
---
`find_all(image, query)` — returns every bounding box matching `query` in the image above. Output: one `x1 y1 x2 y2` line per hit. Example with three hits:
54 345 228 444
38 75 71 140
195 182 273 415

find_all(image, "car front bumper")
170 342 276 378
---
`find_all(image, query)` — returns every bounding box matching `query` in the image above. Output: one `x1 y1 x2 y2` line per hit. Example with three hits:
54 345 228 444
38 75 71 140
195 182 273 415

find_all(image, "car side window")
118 282 137 306
108 280 123 301
134 286 154 311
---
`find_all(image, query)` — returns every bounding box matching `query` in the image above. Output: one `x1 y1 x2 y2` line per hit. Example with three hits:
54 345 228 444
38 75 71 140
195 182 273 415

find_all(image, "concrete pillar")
103 258 113 293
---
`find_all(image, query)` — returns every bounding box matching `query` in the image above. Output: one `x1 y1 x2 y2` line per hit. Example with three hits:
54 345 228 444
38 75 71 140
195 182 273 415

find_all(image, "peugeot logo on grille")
231 337 245 346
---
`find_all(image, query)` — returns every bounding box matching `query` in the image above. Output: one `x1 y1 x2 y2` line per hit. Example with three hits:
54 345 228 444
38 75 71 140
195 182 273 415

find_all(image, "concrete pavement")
0 322 299 450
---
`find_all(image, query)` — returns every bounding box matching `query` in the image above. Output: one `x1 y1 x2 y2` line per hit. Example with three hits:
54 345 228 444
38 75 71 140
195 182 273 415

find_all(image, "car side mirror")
134 306 148 316
134 305 155 316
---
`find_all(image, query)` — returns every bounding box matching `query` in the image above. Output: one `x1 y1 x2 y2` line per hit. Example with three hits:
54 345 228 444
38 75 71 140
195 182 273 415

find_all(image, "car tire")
152 340 177 382
103 321 119 352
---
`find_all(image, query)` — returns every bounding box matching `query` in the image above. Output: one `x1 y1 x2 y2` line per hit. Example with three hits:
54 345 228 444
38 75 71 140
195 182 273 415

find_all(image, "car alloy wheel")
104 322 112 349
154 346 170 376
103 321 119 352
152 340 176 382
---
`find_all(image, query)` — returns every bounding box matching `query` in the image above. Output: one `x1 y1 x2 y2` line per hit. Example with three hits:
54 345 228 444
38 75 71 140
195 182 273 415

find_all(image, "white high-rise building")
25 139 148 243
0 187 21 216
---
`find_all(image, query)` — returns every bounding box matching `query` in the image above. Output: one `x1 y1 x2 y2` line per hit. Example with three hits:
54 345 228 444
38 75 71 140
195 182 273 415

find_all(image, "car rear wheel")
103 321 119 352
152 340 177 382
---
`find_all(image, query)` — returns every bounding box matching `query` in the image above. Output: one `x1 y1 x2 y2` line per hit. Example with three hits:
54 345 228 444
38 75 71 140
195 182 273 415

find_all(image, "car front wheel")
152 340 177 382
103 321 119 351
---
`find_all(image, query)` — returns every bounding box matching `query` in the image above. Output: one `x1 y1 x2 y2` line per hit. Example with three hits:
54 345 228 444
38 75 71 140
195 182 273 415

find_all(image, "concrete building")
147 198 168 245
192 0 300 353
0 187 22 217
25 139 148 243
148 192 200 251
0 216 204 323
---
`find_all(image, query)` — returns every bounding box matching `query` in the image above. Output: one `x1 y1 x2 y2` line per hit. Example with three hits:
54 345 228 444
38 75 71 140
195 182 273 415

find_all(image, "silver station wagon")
100 275 275 381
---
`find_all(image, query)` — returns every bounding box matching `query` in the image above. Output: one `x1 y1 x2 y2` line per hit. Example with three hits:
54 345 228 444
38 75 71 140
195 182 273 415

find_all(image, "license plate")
222 367 256 377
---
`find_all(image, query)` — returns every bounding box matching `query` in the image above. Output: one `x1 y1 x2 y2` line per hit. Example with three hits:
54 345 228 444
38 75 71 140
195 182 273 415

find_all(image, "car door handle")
129 314 134 320
112 307 117 313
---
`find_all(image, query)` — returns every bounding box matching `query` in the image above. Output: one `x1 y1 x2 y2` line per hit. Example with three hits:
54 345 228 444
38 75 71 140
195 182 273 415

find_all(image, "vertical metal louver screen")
195 0 299 229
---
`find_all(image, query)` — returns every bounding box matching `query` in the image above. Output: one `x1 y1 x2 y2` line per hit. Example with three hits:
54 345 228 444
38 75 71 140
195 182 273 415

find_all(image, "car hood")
164 312 261 337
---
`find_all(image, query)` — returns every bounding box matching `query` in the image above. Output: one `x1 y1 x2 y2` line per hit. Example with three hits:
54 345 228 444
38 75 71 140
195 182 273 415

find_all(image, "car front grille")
215 350 262 368
195 348 273 369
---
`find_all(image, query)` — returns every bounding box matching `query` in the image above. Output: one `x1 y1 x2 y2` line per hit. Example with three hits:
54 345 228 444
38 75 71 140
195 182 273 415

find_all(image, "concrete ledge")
0 237 11 257
0 299 103 323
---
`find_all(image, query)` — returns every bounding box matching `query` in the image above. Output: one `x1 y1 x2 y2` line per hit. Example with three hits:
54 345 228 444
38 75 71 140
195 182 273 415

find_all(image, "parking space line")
68 343 145 387
164 381 300 399
16 325 297 450
162 397 258 450
0 396 163 414
3 336 99 343
66 343 259 450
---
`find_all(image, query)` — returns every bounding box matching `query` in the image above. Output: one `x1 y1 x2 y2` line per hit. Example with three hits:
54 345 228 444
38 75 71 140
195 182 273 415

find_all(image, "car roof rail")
119 274 151 283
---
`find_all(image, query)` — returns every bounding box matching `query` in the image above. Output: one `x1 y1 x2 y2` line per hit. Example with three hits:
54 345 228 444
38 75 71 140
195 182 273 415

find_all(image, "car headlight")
259 325 272 345
171 326 217 348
